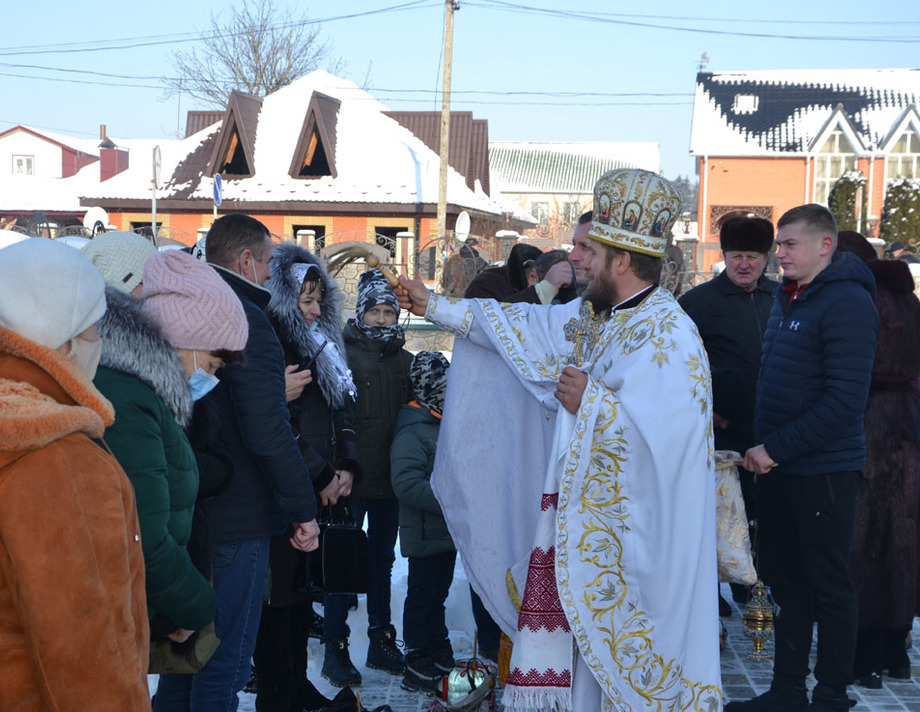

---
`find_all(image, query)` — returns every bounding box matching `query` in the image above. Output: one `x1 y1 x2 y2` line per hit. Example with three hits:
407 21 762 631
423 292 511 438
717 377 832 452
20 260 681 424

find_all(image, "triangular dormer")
879 105 920 186
879 104 920 152
207 91 263 179
807 104 866 155
289 92 340 179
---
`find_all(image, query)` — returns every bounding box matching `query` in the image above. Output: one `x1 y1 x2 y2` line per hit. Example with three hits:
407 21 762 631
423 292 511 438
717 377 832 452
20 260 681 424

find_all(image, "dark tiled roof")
185 111 223 138
693 69 920 153
384 111 489 193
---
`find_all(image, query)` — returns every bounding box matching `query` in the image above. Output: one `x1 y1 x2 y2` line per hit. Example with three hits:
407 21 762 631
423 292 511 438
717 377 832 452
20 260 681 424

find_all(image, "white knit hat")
83 231 157 294
142 250 248 351
0 238 107 349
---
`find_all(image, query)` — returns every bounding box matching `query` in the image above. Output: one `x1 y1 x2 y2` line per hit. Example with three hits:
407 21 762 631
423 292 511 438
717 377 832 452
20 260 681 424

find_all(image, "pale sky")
2 0 918 180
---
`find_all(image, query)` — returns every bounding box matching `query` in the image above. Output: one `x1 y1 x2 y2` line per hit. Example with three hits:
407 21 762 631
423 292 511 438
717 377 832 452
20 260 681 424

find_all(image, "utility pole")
436 0 459 241
434 0 458 290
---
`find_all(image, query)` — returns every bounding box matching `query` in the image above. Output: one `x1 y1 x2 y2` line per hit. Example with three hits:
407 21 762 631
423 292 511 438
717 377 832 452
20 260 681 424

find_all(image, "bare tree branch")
165 0 341 107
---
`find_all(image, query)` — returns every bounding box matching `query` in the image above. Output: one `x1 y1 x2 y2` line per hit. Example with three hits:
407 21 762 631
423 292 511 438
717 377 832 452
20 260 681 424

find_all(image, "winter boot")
317 686 358 712
724 679 809 712
366 625 405 675
430 638 456 673
322 639 362 688
810 683 854 712
401 648 443 695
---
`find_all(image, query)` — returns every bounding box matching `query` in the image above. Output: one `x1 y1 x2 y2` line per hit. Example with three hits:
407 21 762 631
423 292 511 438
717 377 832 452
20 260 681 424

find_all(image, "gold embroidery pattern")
426 294 474 336
556 299 722 712
478 300 570 381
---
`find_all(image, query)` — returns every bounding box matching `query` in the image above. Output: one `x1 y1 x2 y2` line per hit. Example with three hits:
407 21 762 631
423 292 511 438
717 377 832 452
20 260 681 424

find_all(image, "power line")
0 1 439 57
467 0 920 43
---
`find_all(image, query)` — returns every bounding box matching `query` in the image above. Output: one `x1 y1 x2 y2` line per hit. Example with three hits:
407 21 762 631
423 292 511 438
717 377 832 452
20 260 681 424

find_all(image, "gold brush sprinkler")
325 245 400 288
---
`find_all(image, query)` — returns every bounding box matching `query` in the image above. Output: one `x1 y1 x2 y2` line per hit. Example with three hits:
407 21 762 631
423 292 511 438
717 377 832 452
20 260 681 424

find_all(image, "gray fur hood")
266 242 354 409
97 287 193 426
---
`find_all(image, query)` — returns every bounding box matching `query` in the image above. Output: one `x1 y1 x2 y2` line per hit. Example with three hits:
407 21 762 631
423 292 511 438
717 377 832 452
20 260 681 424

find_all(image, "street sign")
213 173 223 207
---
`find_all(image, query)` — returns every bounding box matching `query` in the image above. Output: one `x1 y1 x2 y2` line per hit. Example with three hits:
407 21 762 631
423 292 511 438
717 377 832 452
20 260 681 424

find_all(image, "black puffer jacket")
192 266 317 543
755 251 879 476
343 321 413 499
679 270 778 452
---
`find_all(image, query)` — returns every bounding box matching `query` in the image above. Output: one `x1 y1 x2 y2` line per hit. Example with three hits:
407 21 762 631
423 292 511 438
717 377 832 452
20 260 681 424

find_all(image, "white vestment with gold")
428 287 723 712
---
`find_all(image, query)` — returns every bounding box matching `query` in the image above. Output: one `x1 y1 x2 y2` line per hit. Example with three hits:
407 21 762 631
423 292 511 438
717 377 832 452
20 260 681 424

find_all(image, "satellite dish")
455 211 471 241
83 207 109 236
0 229 28 250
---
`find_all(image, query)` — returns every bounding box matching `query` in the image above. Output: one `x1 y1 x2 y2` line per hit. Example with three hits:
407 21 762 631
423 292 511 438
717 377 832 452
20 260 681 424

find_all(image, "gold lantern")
742 580 774 661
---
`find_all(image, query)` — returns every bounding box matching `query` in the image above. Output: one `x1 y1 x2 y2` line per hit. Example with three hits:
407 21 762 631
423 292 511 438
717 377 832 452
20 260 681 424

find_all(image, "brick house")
690 69 920 271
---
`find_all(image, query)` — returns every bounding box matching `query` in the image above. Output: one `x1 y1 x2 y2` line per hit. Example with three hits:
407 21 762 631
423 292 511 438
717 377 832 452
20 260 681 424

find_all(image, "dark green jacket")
343 320 413 498
93 290 215 631
390 403 453 558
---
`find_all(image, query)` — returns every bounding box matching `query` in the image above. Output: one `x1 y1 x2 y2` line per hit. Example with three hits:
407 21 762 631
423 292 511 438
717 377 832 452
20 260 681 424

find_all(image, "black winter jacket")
755 252 879 476
343 321 413 499
192 267 317 543
390 403 453 558
679 270 778 452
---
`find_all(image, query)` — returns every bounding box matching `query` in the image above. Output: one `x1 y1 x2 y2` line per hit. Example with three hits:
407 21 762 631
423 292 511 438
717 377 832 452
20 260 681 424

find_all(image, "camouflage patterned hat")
586 168 682 257
409 351 450 415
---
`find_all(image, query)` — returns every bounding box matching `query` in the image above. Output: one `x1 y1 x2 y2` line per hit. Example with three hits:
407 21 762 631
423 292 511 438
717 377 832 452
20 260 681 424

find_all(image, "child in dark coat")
390 351 455 694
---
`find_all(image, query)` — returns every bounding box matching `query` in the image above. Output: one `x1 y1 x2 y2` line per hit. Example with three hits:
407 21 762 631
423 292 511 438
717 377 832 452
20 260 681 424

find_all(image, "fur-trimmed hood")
266 242 354 409
0 325 114 466
97 288 192 427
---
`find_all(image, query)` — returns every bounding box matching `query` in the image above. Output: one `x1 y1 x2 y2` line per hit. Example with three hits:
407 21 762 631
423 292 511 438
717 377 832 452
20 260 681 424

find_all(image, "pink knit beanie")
142 249 248 351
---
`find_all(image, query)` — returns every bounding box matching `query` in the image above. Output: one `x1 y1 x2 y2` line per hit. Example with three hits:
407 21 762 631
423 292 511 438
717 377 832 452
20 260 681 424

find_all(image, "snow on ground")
149 540 482 711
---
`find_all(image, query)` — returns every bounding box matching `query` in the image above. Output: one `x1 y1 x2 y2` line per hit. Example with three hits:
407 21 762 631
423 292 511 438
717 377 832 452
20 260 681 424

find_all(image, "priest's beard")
583 264 621 316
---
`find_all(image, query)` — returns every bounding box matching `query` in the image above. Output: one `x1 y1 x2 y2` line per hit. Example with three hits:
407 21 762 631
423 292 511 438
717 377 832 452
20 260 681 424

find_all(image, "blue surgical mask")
189 368 219 401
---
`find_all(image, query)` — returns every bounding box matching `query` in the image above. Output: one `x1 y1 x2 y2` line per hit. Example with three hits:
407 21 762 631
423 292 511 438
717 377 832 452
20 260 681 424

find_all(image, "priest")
396 168 722 712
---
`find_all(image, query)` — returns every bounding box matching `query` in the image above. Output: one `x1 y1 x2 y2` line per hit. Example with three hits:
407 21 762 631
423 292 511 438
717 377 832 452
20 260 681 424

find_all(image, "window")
292 224 326 251
13 155 33 175
530 201 549 226
562 201 580 225
886 130 920 184
814 130 856 205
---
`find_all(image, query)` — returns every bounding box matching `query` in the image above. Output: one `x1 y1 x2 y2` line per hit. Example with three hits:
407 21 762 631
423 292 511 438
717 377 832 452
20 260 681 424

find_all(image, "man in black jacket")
728 204 879 712
679 216 777 609
154 214 319 712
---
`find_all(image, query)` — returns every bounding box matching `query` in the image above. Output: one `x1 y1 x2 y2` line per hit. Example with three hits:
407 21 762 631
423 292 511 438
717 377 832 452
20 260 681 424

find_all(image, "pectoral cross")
563 301 603 366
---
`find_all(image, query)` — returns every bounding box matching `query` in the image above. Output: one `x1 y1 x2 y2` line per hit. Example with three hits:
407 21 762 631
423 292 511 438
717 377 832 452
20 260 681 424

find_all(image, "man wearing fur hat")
397 169 721 712
679 215 778 608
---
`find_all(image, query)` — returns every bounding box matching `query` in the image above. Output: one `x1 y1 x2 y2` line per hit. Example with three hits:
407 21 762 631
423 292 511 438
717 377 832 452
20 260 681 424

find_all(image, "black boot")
366 625 405 675
322 639 362 688
317 686 357 712
307 607 325 640
401 647 443 695
810 683 853 712
430 638 455 673
724 679 808 712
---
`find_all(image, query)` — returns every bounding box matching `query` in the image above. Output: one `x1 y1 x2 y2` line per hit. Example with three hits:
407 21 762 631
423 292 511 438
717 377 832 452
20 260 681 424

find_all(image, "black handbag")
310 501 370 595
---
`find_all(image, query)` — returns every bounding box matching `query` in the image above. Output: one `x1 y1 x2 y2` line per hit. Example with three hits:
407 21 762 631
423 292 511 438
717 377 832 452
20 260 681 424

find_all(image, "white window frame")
885 129 920 186
12 155 34 175
813 130 856 205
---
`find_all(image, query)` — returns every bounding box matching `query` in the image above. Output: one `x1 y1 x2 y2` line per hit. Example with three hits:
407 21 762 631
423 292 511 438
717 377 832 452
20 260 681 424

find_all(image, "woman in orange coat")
0 239 150 711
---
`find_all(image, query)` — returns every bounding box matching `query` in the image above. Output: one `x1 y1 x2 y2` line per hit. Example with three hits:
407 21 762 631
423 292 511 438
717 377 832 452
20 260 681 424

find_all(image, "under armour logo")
789 321 801 331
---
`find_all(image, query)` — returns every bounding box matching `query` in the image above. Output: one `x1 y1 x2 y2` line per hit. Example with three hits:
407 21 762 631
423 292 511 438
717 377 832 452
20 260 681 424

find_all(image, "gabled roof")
488 141 660 194
288 91 340 179
384 111 490 194
879 104 920 151
690 69 920 156
0 125 92 156
206 90 262 178
806 103 867 153
79 71 506 217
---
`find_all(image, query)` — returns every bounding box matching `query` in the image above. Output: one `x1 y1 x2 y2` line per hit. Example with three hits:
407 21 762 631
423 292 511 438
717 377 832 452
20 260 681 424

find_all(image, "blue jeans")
323 497 399 640
154 538 270 712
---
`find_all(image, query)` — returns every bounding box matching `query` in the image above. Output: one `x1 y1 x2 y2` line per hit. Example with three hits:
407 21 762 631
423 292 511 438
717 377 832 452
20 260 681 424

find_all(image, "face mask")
67 335 103 380
188 352 219 401
250 262 260 286
309 321 319 333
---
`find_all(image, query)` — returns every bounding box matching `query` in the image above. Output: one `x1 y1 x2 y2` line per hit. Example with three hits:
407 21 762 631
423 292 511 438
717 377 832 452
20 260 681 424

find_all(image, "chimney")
99 124 106 141
99 131 129 181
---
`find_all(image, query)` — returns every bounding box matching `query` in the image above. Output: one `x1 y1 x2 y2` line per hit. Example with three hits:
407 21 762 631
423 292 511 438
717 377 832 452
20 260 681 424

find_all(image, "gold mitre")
586 168 682 258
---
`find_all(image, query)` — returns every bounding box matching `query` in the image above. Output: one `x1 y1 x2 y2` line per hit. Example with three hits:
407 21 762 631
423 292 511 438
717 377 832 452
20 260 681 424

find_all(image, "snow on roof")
82 70 507 216
690 68 920 156
489 141 661 194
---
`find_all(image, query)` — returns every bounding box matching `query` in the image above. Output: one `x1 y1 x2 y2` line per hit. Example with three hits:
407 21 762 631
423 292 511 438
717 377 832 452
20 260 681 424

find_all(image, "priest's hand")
396 277 431 316
743 444 776 475
555 366 588 414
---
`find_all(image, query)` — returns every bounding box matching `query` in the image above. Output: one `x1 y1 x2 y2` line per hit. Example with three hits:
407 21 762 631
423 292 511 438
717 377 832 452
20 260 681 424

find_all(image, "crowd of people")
0 167 918 712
